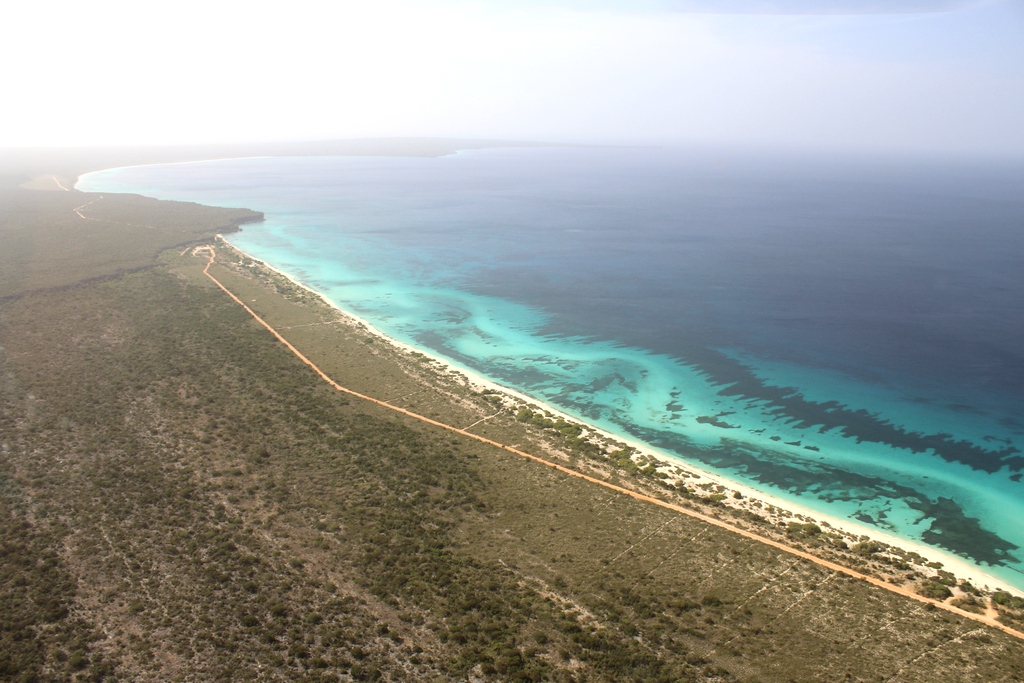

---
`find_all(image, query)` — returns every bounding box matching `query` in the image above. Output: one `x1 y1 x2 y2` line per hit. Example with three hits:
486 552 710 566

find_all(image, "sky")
2 0 1023 157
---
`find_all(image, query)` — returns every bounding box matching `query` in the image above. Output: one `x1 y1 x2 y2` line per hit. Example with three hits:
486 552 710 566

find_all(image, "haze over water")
80 147 1024 590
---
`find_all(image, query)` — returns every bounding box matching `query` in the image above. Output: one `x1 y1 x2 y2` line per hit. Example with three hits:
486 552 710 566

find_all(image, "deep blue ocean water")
78 147 1024 590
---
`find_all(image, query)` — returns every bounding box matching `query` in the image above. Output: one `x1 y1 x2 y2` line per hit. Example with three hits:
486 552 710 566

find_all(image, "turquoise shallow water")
78 148 1024 590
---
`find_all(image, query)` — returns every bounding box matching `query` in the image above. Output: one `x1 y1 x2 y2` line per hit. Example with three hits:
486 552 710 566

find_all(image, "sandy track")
74 196 104 220
195 245 1024 643
73 195 158 230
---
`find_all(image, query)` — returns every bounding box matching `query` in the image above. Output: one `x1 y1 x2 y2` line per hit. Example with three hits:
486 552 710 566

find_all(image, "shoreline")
217 234 1023 599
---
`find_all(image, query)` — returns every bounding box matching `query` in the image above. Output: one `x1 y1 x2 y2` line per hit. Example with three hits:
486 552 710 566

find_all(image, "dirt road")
195 245 1024 643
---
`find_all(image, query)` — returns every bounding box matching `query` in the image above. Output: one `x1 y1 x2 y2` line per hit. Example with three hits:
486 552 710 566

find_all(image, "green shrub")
918 581 953 600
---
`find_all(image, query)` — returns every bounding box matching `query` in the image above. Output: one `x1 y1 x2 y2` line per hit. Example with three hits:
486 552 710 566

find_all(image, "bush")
786 523 821 539
918 581 953 600
852 541 881 556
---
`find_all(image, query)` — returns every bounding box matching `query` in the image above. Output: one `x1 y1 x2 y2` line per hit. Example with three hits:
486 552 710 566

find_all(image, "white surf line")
196 244 1024 642
51 175 70 191
215 234 1007 594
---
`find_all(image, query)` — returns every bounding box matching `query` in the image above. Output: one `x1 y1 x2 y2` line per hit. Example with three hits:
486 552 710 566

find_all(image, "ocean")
77 146 1024 591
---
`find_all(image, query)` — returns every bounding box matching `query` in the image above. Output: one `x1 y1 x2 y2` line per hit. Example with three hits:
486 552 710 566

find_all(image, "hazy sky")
4 0 1023 156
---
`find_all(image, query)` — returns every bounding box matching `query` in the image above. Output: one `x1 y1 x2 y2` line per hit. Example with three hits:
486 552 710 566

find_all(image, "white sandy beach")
217 234 1022 598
